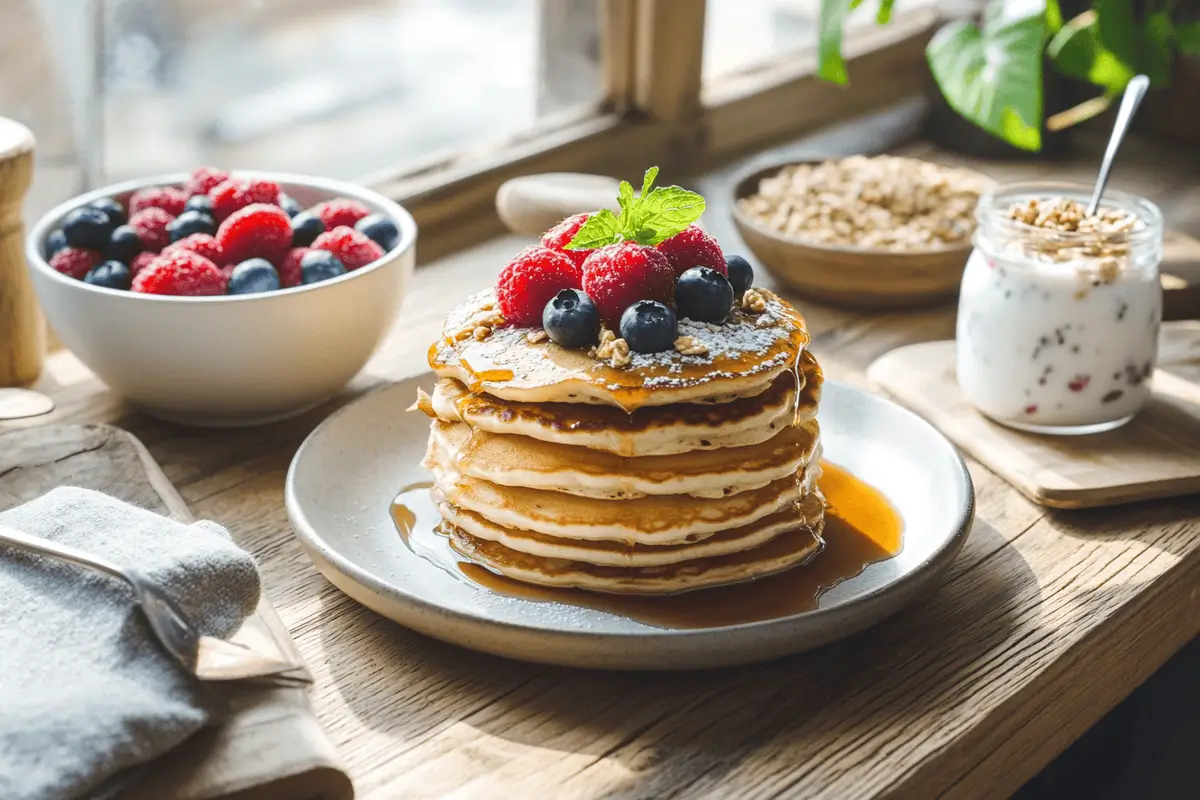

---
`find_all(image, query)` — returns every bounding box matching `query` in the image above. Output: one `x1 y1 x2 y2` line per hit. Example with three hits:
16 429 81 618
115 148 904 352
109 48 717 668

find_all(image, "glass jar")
956 182 1163 435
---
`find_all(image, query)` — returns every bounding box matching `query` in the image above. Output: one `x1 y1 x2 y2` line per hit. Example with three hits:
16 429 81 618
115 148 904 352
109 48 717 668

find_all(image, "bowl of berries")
26 167 416 426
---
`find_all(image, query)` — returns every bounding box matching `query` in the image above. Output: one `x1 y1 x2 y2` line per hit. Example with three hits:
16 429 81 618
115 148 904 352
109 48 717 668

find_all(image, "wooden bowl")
731 159 991 310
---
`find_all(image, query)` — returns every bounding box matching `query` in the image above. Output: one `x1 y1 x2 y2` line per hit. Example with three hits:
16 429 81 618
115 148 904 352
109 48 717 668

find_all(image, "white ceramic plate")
286 373 974 669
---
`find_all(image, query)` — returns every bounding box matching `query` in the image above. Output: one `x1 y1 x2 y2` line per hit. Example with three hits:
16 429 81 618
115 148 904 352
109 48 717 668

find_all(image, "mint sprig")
563 167 705 251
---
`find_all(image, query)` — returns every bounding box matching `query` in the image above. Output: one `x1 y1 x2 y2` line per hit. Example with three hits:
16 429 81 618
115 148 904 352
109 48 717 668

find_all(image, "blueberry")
619 300 677 354
184 194 213 215
675 266 734 323
83 260 132 291
355 213 399 251
167 210 216 241
62 206 115 249
228 258 281 295
279 193 303 218
291 211 325 247
725 254 754 296
542 289 600 349
103 225 143 263
90 197 127 226
46 229 68 258
300 250 346 285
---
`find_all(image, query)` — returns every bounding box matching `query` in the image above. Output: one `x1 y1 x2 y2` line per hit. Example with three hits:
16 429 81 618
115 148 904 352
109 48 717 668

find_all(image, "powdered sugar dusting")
430 287 808 402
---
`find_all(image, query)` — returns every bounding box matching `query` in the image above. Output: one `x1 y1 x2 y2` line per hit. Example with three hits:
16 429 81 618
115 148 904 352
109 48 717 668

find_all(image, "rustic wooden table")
7 117 1200 798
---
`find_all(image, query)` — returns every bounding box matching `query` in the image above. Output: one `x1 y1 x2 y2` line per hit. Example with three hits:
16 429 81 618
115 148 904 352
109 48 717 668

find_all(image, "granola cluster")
449 299 507 343
738 155 992 250
1005 196 1141 269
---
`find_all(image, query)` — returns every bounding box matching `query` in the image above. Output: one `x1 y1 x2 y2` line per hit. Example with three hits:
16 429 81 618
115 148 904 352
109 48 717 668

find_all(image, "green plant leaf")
818 0 852 84
926 2 1047 153
564 209 621 250
1045 0 1063 36
1048 12 1134 92
877 0 894 25
1142 12 1174 88
1177 22 1200 56
1094 0 1138 71
635 186 706 246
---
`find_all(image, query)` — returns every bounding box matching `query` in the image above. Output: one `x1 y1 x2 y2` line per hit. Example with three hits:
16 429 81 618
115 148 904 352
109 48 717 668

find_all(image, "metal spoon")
1087 75 1151 216
0 522 303 683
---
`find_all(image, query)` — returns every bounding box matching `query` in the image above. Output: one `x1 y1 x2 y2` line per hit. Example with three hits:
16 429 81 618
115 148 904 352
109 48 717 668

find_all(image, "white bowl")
26 172 416 427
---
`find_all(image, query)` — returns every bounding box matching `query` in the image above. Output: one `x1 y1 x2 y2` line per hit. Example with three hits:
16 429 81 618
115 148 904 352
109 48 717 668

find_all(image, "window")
703 0 939 81
3 0 938 257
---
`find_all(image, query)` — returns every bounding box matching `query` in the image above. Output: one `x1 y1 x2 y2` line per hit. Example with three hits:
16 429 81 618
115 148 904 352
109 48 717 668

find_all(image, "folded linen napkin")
0 487 261 800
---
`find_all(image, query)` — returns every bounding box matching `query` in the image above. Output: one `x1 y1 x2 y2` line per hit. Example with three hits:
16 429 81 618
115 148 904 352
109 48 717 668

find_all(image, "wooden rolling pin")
495 171 1199 319
0 118 43 386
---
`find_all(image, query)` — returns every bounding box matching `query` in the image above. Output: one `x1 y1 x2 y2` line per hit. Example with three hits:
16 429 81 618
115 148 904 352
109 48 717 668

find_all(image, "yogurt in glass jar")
956 183 1163 434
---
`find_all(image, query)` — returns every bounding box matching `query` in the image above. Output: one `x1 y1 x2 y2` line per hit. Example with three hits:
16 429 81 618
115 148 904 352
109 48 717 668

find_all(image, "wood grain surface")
5 120 1200 799
869 340 1200 509
0 423 351 800
0 117 44 387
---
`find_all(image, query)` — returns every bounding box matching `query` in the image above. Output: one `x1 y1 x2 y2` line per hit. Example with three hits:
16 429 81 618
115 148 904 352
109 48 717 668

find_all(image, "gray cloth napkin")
0 487 261 800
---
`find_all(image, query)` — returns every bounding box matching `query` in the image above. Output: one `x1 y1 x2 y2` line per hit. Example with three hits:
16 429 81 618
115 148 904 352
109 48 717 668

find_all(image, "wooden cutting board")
0 424 352 800
867 340 1200 509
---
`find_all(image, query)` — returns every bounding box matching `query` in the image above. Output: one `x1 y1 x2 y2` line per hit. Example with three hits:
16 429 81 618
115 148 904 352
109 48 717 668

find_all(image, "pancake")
424 444 814 545
428 288 811 410
428 417 822 499
422 350 823 456
439 490 826 567
444 516 826 595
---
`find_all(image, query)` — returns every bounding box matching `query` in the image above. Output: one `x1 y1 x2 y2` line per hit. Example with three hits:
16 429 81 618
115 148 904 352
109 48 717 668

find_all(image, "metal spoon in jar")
1086 75 1151 216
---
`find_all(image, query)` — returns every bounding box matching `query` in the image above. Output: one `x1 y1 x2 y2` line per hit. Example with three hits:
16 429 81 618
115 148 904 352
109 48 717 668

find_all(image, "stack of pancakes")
414 287 826 594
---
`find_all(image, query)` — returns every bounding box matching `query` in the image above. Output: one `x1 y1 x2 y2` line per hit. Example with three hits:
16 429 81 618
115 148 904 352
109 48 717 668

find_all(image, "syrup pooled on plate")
390 461 903 629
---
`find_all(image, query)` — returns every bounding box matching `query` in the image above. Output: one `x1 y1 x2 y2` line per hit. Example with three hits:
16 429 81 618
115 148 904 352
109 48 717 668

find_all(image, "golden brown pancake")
428 288 811 411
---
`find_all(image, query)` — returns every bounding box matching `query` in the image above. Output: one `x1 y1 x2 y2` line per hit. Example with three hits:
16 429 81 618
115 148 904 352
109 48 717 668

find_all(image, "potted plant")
817 0 1200 154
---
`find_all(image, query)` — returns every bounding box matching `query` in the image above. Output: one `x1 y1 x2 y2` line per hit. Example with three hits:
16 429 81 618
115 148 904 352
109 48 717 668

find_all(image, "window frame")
369 0 942 263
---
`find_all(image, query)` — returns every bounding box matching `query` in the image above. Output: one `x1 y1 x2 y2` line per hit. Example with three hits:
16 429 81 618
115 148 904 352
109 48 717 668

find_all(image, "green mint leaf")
617 180 635 219
631 227 658 246
640 167 659 198
564 209 622 250
635 185 706 245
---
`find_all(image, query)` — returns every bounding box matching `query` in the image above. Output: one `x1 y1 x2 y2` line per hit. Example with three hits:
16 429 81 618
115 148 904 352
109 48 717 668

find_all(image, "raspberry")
279 248 310 288
311 226 384 271
313 198 370 230
49 247 100 279
128 208 175 252
540 213 591 270
165 233 225 265
185 166 230 197
129 186 187 217
495 245 582 326
655 224 726 277
216 204 292 266
131 250 225 296
130 252 158 275
208 178 281 221
581 242 674 326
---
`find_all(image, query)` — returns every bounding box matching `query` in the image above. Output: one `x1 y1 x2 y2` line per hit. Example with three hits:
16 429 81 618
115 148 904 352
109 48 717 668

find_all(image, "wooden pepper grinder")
0 117 44 387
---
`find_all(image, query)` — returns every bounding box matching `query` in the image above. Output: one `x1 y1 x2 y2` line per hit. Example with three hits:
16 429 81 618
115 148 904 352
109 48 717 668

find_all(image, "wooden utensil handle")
0 118 43 386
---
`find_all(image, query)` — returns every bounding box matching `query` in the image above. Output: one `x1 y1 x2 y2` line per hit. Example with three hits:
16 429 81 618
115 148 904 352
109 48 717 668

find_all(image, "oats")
525 329 548 344
736 155 990 250
674 335 709 356
472 326 491 341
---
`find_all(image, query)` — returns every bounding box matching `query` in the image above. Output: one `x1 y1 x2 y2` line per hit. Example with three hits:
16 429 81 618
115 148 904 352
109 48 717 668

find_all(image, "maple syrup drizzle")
390 461 902 629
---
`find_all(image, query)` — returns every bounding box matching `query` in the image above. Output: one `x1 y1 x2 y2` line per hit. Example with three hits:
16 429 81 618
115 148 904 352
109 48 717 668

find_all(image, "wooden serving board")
867 340 1200 509
0 424 352 800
